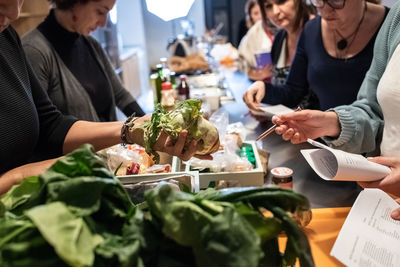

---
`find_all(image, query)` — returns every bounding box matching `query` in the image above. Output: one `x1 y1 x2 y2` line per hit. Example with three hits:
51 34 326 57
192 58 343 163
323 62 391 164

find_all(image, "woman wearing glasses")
243 0 389 111
257 0 317 110
271 0 400 220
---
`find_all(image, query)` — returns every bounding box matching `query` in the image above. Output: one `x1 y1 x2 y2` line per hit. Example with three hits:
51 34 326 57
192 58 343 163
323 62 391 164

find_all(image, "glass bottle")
154 64 164 104
177 75 190 101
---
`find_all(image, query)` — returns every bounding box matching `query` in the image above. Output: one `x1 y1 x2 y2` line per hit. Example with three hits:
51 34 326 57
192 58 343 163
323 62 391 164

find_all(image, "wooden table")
279 207 350 266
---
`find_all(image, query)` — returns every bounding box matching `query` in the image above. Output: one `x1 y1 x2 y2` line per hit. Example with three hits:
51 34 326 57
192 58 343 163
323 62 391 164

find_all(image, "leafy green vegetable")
26 202 103 267
0 144 314 267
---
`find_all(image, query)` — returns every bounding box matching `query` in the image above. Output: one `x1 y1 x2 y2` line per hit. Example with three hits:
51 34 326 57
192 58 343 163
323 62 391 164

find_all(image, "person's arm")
0 158 59 195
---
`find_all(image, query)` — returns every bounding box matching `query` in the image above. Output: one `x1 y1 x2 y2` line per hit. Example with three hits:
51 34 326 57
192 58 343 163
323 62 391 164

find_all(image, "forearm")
63 115 150 154
63 121 123 154
0 158 58 195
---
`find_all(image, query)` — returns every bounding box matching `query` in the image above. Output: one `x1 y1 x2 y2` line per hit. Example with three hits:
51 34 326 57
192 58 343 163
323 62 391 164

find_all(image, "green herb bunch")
0 145 314 267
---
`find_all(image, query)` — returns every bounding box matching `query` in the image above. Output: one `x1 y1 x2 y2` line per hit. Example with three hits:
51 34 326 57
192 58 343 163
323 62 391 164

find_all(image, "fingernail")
391 209 400 220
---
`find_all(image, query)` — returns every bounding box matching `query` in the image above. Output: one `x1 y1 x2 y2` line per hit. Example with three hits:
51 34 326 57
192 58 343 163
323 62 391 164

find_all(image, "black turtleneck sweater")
37 11 144 120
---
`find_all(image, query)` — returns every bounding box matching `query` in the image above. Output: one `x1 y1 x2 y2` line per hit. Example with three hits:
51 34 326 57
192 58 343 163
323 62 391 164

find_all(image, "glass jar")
271 167 293 189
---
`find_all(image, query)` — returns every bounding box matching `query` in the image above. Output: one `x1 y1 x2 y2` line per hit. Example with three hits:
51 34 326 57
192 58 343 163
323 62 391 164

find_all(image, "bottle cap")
160 57 168 63
162 82 172 90
179 74 187 80
270 167 293 178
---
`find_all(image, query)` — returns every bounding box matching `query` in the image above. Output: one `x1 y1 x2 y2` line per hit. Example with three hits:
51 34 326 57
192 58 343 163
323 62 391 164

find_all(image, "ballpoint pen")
256 106 302 141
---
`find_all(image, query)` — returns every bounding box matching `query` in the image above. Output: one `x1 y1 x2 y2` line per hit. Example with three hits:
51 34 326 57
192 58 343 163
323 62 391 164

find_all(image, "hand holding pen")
256 106 302 141
269 109 341 144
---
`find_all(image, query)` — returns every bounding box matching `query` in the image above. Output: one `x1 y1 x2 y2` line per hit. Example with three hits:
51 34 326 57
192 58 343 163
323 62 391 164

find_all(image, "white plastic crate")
178 141 264 188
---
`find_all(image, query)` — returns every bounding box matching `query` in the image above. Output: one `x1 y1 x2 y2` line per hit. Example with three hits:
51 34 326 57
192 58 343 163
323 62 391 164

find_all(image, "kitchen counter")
222 70 362 208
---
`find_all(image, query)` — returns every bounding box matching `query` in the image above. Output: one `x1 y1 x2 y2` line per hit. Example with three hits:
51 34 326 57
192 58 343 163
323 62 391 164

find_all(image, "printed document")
331 189 400 267
301 139 390 181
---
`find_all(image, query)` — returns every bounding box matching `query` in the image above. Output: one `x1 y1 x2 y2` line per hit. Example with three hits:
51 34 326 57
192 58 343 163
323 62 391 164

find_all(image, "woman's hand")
359 157 400 221
154 130 212 161
359 157 400 197
243 81 266 111
271 110 341 144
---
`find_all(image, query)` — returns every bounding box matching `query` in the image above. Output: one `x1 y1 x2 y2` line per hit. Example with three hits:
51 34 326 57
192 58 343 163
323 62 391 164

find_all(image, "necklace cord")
335 2 367 51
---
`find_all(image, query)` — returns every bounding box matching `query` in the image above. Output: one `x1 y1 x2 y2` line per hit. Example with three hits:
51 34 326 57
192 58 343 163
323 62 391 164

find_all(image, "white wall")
117 0 147 48
141 0 206 67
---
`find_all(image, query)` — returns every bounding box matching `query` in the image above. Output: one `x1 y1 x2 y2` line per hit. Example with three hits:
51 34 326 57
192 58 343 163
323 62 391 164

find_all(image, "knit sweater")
326 1 400 156
0 26 77 173
22 13 144 122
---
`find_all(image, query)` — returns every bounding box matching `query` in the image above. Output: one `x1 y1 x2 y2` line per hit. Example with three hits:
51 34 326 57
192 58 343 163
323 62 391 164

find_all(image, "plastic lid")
270 167 293 178
162 82 172 90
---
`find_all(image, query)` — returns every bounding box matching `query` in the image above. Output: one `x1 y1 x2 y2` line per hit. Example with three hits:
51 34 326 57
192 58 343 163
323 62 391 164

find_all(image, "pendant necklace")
335 2 367 51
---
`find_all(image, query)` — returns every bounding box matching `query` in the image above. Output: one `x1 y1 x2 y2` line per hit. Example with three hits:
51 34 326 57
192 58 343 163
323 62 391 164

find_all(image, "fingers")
358 180 382 189
195 154 213 160
180 139 197 161
153 130 169 151
391 207 400 220
367 156 399 167
170 130 187 156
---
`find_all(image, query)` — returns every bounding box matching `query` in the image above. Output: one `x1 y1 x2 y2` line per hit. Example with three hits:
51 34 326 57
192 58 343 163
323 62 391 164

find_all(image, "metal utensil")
255 107 302 141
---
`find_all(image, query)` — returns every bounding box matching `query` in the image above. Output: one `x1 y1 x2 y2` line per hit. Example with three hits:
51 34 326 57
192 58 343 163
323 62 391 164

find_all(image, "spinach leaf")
26 202 103 267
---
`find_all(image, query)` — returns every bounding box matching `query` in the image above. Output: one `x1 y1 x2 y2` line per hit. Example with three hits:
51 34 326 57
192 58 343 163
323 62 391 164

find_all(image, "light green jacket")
324 2 400 156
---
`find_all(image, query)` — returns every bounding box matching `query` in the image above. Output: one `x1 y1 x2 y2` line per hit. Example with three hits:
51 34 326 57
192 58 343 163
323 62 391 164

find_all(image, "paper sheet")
249 104 293 117
331 189 400 267
301 139 390 181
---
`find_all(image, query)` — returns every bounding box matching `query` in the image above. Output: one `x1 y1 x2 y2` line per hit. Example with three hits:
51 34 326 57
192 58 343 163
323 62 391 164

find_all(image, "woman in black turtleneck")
22 0 145 122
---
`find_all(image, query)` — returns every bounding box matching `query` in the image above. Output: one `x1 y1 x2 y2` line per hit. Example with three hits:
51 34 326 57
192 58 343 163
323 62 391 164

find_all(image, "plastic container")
271 167 293 189
161 81 175 110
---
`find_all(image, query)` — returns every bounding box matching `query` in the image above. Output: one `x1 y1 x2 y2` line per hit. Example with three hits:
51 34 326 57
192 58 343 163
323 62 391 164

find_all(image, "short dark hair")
49 0 101 10
258 0 315 33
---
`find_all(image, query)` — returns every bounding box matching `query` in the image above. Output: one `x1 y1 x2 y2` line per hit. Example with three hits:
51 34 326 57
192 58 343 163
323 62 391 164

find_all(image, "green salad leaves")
0 145 314 267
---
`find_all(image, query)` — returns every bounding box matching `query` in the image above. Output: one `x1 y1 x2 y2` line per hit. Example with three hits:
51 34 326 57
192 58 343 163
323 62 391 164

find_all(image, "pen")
256 106 302 141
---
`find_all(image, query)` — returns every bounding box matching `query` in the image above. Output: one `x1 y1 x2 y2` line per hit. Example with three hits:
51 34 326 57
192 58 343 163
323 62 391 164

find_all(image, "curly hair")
48 0 101 10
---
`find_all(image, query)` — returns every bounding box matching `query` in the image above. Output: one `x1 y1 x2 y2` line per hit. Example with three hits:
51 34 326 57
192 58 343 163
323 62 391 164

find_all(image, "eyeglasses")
310 0 346 9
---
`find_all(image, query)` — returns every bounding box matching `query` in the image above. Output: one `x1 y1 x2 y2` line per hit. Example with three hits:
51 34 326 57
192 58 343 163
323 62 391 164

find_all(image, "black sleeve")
122 100 146 117
262 29 309 108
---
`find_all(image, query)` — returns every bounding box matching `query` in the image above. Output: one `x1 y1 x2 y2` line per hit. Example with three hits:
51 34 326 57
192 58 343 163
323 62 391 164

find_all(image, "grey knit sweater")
325 1 400 156
22 29 136 122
